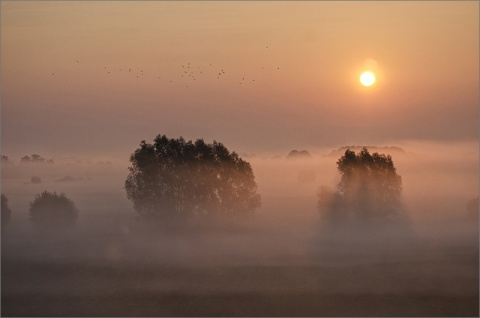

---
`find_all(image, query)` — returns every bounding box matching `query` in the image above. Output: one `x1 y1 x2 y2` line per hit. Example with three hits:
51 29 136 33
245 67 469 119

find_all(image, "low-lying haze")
1 141 478 316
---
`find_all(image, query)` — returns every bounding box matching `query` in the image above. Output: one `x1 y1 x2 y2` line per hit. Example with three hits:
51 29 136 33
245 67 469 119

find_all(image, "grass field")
2 148 478 316
2 216 478 317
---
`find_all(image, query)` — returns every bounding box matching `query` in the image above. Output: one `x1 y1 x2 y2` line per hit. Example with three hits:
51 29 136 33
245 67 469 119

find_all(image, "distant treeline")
1 154 54 165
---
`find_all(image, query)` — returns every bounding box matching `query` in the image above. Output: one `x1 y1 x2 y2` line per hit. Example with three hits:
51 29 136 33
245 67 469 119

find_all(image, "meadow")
2 143 478 316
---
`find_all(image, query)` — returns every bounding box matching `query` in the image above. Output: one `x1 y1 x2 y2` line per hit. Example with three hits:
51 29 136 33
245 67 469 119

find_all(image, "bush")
29 191 79 227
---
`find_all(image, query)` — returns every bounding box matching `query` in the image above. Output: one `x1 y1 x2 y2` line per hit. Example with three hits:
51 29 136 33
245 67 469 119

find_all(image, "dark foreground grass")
3 290 478 317
2 257 478 317
2 218 478 317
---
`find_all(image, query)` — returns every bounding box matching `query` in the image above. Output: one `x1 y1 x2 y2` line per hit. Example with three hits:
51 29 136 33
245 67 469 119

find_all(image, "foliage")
1 155 11 164
318 148 402 224
20 154 54 164
1 194 12 226
21 155 32 163
125 134 261 220
31 154 45 162
287 150 312 159
29 191 79 227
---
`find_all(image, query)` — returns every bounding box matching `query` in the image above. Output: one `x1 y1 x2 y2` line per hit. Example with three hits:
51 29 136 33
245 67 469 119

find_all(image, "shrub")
29 191 79 227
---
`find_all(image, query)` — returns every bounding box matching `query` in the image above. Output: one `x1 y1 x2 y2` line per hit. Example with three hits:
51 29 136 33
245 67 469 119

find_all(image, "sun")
360 71 376 87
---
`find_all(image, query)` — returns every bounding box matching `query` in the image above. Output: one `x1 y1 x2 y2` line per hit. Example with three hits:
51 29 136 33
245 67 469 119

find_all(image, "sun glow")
360 71 376 87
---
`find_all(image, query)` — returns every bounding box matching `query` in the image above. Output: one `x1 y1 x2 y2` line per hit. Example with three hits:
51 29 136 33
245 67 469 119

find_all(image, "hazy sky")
1 1 478 160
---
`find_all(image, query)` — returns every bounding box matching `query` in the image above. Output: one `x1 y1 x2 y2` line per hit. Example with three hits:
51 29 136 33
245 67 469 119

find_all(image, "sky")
1 1 478 160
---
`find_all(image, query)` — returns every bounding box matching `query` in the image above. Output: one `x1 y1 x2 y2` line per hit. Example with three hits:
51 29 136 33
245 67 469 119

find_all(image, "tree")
1 155 11 164
1 194 12 226
318 147 402 224
20 155 31 164
125 134 261 220
29 191 79 227
287 150 312 159
31 154 45 163
19 154 54 164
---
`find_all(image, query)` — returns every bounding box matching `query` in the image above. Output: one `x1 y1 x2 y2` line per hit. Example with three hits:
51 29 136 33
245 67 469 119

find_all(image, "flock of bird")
52 51 282 89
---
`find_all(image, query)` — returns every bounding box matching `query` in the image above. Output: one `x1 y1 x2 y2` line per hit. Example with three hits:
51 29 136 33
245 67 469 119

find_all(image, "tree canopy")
1 155 11 164
20 154 54 164
318 147 403 224
125 134 261 220
29 191 79 227
287 150 312 159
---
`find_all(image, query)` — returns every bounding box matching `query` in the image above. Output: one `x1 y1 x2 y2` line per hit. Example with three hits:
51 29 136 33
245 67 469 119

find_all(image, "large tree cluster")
318 148 402 224
125 135 261 219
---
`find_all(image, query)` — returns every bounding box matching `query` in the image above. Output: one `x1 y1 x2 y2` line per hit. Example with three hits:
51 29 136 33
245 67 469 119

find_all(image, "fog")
1 141 478 316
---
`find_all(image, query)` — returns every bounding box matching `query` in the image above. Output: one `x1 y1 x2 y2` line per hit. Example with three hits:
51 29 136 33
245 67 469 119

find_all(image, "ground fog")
1 141 478 316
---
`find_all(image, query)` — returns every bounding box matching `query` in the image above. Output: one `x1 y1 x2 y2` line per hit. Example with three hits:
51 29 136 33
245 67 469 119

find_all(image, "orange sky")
1 1 478 159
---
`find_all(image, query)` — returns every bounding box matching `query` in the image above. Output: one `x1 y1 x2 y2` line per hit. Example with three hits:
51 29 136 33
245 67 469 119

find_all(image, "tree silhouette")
1 194 12 226
318 148 402 224
287 150 312 159
19 154 54 164
1 155 12 164
125 135 261 220
31 154 45 163
20 155 31 164
29 191 79 227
